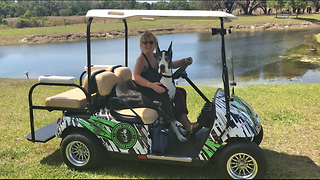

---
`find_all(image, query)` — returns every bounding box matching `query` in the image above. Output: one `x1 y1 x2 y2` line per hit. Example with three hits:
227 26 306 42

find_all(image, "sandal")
189 122 202 135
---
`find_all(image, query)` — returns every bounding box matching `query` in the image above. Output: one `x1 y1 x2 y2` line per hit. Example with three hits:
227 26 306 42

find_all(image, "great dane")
111 42 187 142
156 42 187 142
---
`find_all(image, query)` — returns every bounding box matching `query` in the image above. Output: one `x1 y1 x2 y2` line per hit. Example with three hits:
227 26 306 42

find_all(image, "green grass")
1 13 320 39
0 78 319 178
316 33 320 43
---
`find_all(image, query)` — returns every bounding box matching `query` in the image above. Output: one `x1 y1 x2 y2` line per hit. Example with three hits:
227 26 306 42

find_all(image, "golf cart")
27 9 267 179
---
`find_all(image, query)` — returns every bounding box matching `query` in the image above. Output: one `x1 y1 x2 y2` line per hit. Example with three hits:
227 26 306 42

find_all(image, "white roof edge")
86 9 237 20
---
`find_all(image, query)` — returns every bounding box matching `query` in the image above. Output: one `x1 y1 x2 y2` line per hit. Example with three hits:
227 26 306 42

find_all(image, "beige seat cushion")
115 108 159 124
113 66 132 82
45 88 87 109
96 71 119 96
44 66 133 111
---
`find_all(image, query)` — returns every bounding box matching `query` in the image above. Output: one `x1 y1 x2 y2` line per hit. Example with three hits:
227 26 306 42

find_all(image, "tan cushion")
82 75 89 92
44 66 132 109
106 65 120 72
115 108 159 124
113 67 132 82
82 69 108 92
38 75 77 84
45 88 87 109
85 65 111 72
96 71 119 96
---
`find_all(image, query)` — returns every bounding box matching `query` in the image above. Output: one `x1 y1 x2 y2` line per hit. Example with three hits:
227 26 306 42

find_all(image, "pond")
0 28 319 87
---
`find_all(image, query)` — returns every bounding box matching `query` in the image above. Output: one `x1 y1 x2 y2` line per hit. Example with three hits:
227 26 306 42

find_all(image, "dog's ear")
156 45 160 55
168 41 173 56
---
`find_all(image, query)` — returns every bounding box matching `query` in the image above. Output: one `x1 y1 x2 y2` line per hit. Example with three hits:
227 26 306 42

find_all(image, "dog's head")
156 41 173 76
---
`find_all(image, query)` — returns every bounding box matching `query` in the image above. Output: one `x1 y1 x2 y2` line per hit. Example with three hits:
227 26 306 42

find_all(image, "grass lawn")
316 33 320 43
0 78 319 179
0 13 319 39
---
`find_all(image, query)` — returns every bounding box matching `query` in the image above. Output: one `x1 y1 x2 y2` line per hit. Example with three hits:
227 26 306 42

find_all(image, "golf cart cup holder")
197 102 215 128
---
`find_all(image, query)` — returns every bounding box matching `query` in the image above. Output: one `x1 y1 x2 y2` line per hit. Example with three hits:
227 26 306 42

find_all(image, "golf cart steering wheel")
172 60 191 79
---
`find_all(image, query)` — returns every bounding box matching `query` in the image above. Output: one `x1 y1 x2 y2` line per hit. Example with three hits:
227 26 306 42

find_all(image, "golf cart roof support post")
87 17 93 109
123 19 128 67
220 17 231 128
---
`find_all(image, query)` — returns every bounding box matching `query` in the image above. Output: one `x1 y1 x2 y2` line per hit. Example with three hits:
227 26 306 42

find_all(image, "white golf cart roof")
86 9 237 20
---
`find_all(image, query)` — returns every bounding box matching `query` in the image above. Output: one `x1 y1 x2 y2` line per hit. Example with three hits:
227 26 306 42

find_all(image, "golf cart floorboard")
26 121 57 143
167 127 209 158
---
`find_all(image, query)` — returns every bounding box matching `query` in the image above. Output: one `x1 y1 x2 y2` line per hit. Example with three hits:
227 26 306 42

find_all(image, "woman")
132 31 199 133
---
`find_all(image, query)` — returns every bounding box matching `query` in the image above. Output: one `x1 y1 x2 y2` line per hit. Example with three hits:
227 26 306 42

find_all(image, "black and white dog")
156 42 187 142
156 42 176 101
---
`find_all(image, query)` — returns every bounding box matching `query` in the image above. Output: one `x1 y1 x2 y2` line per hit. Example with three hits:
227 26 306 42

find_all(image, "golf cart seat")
43 64 120 110
98 66 159 125
43 68 108 110
43 65 124 110
42 75 88 109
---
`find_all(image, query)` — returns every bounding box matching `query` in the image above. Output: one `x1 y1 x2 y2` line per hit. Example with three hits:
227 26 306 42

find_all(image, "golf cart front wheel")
60 131 104 170
253 126 263 145
217 139 267 179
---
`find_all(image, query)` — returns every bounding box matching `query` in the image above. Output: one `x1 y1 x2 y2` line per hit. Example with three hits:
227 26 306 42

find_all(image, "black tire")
253 126 263 145
217 139 267 179
60 131 105 170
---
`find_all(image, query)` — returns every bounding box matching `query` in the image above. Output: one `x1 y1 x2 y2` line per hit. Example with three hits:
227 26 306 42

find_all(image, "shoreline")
0 21 319 46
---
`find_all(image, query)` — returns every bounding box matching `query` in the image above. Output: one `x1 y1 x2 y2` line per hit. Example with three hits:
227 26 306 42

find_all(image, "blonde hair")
139 30 158 53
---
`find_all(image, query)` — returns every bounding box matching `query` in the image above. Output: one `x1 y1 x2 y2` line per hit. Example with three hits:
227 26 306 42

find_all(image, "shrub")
15 16 41 28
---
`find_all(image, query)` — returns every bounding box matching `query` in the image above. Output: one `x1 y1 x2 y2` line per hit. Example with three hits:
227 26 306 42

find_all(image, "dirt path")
0 21 319 46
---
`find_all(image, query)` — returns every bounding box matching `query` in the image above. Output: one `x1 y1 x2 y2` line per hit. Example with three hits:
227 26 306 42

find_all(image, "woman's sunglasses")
143 40 154 45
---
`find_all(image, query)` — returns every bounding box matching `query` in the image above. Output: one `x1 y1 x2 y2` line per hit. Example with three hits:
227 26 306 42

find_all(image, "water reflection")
0 29 319 87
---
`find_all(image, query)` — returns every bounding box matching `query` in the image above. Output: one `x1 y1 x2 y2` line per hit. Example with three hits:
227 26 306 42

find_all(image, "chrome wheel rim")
66 141 90 167
227 153 258 179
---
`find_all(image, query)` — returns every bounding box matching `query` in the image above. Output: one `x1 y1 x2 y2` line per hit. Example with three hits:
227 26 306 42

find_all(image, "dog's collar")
161 74 172 78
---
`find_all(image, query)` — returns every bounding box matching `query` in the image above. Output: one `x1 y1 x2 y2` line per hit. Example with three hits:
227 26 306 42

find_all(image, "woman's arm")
132 55 165 94
172 57 193 69
132 55 148 86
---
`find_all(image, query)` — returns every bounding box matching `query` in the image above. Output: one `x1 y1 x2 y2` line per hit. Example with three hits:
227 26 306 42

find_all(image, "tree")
13 2 28 17
257 0 269 14
191 0 224 11
310 0 320 12
139 2 152 10
166 0 190 10
267 0 285 18
285 0 308 18
59 9 72 16
235 0 265 15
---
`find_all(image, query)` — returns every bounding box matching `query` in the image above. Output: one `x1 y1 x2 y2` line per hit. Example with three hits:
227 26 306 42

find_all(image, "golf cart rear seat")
43 65 159 124
43 65 122 110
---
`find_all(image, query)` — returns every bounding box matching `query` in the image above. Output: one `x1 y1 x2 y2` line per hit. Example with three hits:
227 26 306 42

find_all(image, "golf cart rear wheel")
217 139 267 179
60 131 104 170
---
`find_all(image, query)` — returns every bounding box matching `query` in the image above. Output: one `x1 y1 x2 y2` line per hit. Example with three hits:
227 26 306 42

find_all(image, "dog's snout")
160 64 165 72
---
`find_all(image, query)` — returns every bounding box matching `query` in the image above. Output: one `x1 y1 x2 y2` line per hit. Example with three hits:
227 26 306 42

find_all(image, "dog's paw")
177 134 188 142
173 121 183 127
178 127 187 136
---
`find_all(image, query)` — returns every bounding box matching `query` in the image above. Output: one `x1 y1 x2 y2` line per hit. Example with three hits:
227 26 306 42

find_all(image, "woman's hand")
149 82 166 94
184 57 193 65
172 57 193 69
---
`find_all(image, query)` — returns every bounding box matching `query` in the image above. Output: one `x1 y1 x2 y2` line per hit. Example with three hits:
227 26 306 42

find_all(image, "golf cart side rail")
85 9 237 132
28 82 90 142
